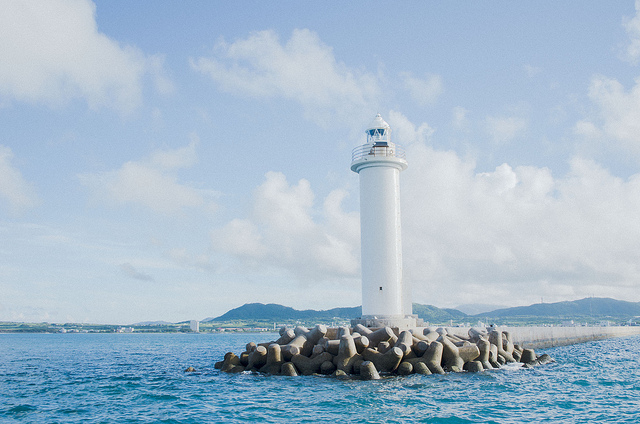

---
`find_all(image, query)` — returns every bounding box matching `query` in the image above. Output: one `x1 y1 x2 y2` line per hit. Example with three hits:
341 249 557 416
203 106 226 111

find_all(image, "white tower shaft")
358 162 404 317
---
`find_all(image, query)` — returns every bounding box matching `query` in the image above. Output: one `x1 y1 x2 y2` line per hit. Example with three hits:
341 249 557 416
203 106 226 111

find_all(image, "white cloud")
485 115 528 144
579 75 640 155
0 0 168 113
452 106 469 130
79 136 217 214
387 110 435 146
209 112 640 308
395 112 640 308
573 120 602 139
190 29 381 127
523 64 542 77
0 145 38 213
401 72 444 106
211 171 360 281
623 0 640 64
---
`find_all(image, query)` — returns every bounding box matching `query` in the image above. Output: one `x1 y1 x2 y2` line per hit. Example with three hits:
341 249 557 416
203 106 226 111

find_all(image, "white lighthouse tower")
351 114 419 329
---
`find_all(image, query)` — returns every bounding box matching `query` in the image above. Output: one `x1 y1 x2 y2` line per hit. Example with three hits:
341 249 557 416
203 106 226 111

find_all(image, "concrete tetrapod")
259 343 283 375
280 362 298 376
422 328 440 342
246 345 267 371
320 360 336 375
353 334 370 354
292 352 334 375
377 341 392 354
488 344 501 368
301 324 328 356
413 340 429 357
423 340 445 374
458 344 480 363
413 361 432 375
310 345 325 358
320 338 340 356
476 338 494 370
333 334 362 374
438 335 465 372
353 324 395 346
394 331 414 357
282 335 307 361
512 345 523 362
218 324 557 379
220 352 245 373
468 327 488 343
360 361 381 380
489 330 516 363
397 361 413 376
362 346 403 373
463 361 483 372
520 348 537 364
274 328 296 345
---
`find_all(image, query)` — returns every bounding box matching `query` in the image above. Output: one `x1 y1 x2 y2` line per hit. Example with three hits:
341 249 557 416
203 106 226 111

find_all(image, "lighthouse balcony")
351 142 406 163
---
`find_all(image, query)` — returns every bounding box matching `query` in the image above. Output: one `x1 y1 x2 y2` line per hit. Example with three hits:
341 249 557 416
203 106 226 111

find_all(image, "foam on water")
1 332 639 423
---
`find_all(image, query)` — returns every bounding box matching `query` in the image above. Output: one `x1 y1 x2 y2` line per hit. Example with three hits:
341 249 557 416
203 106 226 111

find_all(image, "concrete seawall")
445 326 640 349
505 326 640 349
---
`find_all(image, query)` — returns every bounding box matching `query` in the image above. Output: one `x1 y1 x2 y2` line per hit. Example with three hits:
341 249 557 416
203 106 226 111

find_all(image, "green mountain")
206 302 466 324
483 297 640 318
412 303 467 322
205 303 361 322
205 297 640 326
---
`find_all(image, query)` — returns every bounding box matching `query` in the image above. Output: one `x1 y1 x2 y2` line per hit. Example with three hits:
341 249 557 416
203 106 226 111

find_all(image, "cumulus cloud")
395 112 640 308
0 0 168 113
485 115 528 144
190 29 381 127
401 72 444 106
387 110 435 145
0 145 38 213
573 119 602 139
211 171 360 281
452 106 469 130
578 75 640 156
623 0 640 64
79 135 218 214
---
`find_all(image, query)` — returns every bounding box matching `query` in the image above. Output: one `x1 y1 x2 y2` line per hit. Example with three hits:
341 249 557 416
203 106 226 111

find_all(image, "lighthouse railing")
351 143 406 163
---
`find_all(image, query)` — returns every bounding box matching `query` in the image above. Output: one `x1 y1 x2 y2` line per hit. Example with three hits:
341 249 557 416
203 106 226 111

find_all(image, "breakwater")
216 324 559 379
501 325 640 349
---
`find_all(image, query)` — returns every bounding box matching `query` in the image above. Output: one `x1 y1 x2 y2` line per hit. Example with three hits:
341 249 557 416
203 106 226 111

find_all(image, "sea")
1 332 639 423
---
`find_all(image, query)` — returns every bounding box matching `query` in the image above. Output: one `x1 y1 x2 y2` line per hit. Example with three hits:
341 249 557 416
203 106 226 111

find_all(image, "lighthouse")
351 114 419 329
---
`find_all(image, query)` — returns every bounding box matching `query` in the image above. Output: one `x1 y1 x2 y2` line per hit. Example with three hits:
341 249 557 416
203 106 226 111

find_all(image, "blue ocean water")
1 332 639 423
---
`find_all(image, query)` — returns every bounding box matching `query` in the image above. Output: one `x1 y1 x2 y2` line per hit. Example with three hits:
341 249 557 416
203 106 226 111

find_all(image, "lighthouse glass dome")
351 113 406 165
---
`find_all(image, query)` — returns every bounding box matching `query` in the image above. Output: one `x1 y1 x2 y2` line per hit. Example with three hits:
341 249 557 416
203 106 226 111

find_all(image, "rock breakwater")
216 324 553 379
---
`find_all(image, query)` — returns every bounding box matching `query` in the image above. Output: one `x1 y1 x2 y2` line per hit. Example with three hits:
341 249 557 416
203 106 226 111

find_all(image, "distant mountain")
204 303 361 322
455 303 507 315
206 302 466 323
412 303 467 322
480 297 640 318
132 320 175 326
204 297 639 324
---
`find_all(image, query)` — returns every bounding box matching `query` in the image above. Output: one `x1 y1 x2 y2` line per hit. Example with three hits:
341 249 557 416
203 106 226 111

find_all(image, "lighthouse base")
351 315 425 330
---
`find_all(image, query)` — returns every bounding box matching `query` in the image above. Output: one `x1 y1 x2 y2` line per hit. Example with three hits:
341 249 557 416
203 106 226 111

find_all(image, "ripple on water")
1 333 640 423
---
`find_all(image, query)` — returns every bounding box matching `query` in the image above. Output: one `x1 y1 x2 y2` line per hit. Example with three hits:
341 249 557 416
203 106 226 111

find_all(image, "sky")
2 1 640 324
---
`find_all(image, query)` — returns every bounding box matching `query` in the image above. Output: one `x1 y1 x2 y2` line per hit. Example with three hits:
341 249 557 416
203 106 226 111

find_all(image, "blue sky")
2 1 640 324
